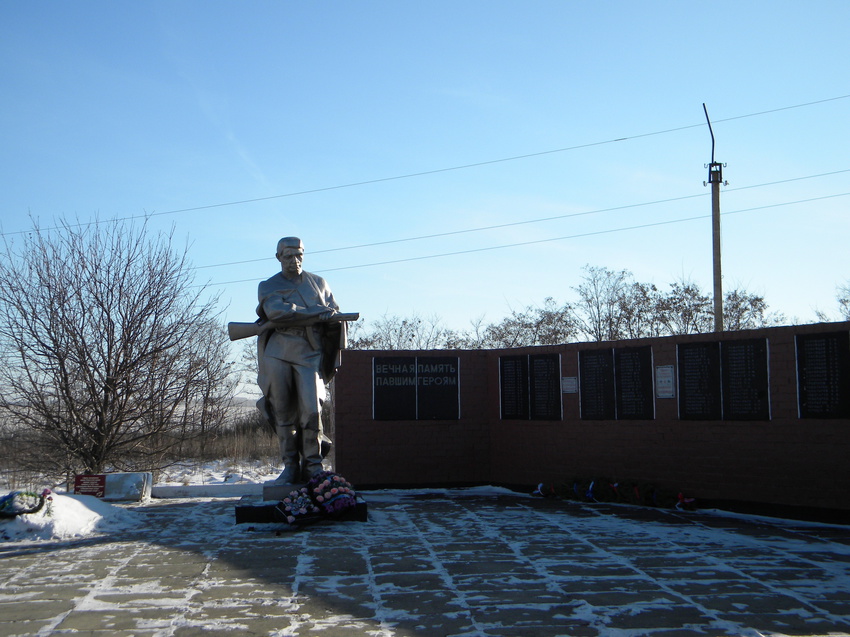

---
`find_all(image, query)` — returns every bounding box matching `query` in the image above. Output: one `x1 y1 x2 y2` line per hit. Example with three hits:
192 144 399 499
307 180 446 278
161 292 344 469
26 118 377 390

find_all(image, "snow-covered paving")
0 479 849 636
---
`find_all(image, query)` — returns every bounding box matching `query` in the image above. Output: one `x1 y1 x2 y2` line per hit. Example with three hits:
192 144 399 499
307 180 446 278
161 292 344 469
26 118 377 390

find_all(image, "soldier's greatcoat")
255 270 346 435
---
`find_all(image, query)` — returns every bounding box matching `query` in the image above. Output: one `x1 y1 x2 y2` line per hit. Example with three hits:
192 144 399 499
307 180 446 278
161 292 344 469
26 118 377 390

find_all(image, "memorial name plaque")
579 349 615 420
562 376 578 394
416 356 460 420
615 346 654 419
655 365 675 399
678 342 722 420
373 356 417 420
721 338 770 420
529 354 562 420
796 331 850 418
499 355 529 419
74 474 106 498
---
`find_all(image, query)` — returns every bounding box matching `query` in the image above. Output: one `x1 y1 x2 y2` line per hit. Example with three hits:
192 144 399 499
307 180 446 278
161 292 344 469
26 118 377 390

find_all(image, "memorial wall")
490 334 842 424
333 321 850 512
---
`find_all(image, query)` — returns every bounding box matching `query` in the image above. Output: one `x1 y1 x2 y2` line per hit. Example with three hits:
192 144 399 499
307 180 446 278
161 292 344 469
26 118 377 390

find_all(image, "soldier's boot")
274 424 301 485
300 414 325 481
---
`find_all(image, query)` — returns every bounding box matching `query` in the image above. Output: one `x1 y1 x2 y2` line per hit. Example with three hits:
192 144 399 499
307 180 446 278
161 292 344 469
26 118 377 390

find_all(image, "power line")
5 94 848 239
204 191 850 286
193 192 710 269
194 168 850 270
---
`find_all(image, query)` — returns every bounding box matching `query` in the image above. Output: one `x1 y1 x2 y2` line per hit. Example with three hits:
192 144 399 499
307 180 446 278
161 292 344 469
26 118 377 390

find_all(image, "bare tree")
349 312 453 350
655 279 784 335
572 265 631 341
658 278 713 335
348 314 416 350
0 217 235 476
481 298 575 348
460 315 491 349
838 280 850 320
723 288 786 331
618 280 666 339
814 279 850 323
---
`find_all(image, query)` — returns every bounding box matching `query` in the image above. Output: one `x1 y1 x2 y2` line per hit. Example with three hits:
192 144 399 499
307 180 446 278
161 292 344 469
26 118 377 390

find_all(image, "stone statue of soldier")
255 237 347 484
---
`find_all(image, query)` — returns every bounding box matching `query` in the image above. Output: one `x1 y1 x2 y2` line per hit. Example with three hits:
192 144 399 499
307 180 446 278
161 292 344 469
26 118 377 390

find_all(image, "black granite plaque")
721 339 770 420
529 354 562 420
416 356 460 420
373 356 417 420
500 355 529 419
677 342 722 420
579 349 615 420
797 331 850 418
615 346 654 420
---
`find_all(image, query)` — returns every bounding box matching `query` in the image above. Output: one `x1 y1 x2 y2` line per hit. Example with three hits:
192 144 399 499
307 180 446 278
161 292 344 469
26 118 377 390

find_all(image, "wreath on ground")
0 489 53 519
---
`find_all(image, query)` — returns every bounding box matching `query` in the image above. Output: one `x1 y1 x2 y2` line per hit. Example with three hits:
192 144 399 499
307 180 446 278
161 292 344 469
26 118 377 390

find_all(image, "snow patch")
0 493 140 541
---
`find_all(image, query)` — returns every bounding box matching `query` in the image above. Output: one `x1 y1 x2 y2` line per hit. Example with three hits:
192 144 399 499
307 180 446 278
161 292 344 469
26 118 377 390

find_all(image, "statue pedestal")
262 480 305 502
234 493 368 525
234 477 368 525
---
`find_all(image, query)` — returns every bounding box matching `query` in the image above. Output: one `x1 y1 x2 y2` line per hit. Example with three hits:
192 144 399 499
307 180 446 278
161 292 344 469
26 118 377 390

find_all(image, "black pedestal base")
235 494 368 525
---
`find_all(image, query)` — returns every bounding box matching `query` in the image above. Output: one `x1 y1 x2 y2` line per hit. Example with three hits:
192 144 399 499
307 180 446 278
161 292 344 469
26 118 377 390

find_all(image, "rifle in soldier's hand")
227 312 360 341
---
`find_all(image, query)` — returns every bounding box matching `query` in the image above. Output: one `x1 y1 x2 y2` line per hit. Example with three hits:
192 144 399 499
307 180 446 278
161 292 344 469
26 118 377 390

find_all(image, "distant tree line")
349 265 850 350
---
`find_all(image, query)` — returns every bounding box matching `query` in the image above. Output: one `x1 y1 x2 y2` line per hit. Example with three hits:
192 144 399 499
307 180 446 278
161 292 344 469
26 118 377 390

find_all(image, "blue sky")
2 1 849 335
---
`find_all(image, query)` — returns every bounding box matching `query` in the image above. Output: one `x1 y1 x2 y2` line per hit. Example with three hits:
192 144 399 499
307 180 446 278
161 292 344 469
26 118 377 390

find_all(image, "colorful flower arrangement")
279 486 322 525
277 472 358 526
308 471 357 516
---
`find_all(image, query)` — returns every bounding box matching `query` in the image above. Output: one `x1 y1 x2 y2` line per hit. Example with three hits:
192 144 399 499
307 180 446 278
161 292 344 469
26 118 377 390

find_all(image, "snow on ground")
0 492 139 542
0 459 281 542
153 458 281 486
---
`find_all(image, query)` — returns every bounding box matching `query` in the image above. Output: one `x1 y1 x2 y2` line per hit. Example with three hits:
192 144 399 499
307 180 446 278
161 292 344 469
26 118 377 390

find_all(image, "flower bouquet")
275 472 359 526
277 486 322 525
307 471 357 517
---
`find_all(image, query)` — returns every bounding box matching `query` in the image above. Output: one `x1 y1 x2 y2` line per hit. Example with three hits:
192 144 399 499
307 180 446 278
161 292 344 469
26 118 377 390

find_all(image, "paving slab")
0 488 849 636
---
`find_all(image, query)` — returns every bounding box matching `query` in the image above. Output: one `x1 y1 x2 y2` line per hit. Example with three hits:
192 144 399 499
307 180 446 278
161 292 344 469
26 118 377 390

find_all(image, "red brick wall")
333 322 850 511
333 350 492 486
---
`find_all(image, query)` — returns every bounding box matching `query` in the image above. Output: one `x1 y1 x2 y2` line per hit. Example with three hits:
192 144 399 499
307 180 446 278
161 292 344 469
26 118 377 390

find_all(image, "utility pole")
703 103 726 332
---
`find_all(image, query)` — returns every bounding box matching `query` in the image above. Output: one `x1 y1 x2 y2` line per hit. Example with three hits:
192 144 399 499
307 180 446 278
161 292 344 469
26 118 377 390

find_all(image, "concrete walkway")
1 488 849 636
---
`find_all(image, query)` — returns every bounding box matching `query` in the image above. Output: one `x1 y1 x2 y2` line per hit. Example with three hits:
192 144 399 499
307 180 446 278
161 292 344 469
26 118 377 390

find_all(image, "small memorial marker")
655 365 675 399
74 474 106 498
